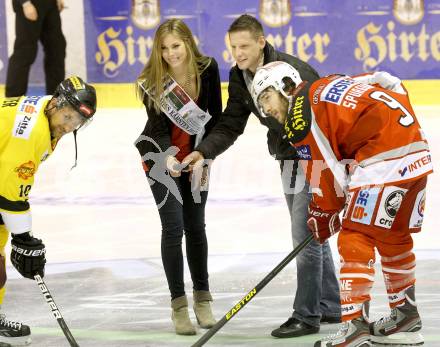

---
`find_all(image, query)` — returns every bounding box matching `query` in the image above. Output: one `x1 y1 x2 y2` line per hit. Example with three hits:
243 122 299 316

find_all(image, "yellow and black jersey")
0 95 54 234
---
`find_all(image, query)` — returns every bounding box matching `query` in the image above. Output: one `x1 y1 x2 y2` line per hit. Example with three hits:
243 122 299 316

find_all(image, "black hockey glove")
11 232 46 279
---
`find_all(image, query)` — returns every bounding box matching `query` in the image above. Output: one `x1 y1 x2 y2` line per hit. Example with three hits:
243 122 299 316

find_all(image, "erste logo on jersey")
320 77 372 109
374 186 407 229
13 96 46 139
15 161 36 180
350 187 380 225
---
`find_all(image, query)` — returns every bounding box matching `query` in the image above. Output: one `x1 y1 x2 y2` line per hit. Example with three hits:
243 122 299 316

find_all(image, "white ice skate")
0 314 31 346
370 286 423 346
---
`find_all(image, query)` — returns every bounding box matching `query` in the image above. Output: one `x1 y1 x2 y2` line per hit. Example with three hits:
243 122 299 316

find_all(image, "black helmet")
54 76 97 119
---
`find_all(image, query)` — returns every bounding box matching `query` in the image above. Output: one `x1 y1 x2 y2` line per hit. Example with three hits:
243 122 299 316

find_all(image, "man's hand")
166 155 182 177
22 1 38 21
181 151 205 172
11 232 46 279
181 151 211 189
307 204 341 244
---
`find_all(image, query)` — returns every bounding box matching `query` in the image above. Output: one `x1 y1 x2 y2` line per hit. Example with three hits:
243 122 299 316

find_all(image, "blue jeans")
281 161 341 327
147 171 209 300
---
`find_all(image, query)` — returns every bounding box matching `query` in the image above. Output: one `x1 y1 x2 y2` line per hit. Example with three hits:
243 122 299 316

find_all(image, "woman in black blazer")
135 19 222 335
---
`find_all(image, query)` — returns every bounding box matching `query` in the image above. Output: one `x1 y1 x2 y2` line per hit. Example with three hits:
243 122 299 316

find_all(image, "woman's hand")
22 1 38 21
166 155 182 177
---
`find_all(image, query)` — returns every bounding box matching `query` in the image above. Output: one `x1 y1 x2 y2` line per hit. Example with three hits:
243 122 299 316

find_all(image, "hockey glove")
307 204 341 244
11 232 46 279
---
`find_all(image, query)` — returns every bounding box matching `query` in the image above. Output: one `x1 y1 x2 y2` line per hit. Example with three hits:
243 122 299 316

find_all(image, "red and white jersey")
285 74 432 212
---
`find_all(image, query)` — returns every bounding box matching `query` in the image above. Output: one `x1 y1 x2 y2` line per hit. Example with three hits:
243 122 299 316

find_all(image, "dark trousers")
281 160 341 327
147 171 209 300
6 0 66 96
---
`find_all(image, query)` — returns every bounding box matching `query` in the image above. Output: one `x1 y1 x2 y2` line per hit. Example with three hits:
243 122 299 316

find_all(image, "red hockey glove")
307 204 341 244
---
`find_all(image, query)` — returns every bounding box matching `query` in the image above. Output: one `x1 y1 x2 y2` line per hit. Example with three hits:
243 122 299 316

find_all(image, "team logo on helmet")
385 190 405 218
393 0 424 25
259 0 291 27
69 77 84 90
15 161 36 180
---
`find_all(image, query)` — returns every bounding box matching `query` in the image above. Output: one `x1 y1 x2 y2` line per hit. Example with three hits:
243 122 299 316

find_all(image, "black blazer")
195 42 320 160
135 57 222 160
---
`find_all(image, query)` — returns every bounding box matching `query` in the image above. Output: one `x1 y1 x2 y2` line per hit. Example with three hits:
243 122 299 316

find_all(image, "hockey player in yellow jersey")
0 76 96 346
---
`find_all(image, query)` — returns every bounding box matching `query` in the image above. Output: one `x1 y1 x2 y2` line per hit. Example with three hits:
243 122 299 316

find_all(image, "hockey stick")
34 274 80 347
191 234 314 347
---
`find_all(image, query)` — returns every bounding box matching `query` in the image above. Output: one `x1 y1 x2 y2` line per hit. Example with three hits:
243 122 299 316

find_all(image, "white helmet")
252 61 302 117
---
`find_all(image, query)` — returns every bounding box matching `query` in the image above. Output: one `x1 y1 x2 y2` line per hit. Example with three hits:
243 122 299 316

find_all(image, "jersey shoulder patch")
12 96 49 140
318 75 373 108
284 82 312 144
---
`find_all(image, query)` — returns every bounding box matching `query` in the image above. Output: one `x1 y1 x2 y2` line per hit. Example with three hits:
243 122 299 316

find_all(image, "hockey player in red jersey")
252 61 432 346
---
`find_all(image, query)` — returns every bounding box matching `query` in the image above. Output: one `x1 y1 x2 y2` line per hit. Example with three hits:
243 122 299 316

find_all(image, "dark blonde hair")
137 19 211 112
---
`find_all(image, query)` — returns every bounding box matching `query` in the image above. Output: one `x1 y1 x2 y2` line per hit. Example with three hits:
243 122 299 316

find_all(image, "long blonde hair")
137 19 211 112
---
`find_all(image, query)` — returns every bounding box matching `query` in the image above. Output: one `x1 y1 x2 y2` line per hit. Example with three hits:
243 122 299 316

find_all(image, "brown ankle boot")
171 296 196 335
193 290 216 329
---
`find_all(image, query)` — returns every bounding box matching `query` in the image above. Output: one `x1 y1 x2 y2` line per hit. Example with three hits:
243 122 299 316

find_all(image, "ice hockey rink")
4 103 440 347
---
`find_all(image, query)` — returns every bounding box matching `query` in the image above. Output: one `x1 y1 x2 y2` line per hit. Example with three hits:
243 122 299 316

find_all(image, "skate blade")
0 335 31 347
371 331 424 346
